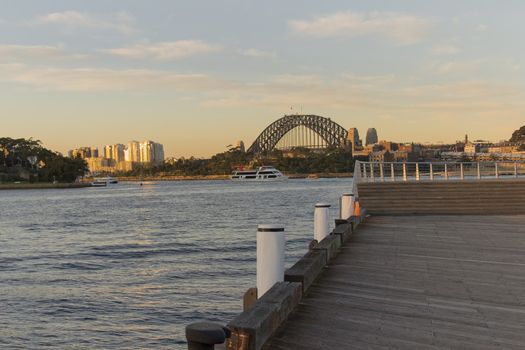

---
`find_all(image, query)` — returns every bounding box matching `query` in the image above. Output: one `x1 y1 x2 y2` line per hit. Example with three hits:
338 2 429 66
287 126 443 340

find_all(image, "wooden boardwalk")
263 215 525 349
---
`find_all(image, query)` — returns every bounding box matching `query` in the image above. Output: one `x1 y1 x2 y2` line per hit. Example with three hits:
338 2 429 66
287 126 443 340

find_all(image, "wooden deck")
263 215 525 349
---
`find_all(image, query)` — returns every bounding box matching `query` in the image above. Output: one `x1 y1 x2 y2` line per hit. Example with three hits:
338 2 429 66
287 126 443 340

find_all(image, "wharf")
264 214 525 349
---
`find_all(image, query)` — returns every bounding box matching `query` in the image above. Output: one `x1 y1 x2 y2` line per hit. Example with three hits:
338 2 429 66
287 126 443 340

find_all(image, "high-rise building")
153 142 165 163
111 144 126 162
127 141 141 162
365 128 378 145
104 145 113 159
236 140 245 152
90 147 99 158
69 147 95 159
348 128 362 152
138 140 164 164
140 141 154 163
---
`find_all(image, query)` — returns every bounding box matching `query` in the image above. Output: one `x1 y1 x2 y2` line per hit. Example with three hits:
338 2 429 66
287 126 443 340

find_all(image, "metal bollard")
314 203 331 242
186 322 231 350
340 193 354 220
257 224 285 297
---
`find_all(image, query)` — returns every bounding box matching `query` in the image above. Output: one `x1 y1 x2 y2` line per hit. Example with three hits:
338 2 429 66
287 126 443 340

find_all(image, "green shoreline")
0 173 354 189
101 172 354 182
0 183 92 190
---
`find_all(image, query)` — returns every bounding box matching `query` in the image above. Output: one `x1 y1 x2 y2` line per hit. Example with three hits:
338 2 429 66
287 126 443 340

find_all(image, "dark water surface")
0 179 351 349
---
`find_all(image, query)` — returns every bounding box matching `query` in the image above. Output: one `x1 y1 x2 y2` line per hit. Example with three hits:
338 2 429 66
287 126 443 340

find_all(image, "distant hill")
510 126 525 143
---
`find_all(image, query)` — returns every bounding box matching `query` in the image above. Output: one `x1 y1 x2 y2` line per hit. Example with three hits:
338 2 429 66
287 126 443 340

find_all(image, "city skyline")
2 1 525 157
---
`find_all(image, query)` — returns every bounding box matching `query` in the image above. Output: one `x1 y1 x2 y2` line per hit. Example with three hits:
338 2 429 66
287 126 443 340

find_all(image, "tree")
0 137 88 183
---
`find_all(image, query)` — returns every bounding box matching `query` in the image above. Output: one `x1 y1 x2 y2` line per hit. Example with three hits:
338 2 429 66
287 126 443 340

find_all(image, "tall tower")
236 140 246 152
348 128 362 153
365 128 378 145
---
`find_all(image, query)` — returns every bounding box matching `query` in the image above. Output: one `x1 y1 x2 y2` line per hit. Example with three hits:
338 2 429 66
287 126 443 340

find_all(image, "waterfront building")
369 150 394 162
138 140 165 164
127 141 141 162
112 144 126 162
104 145 113 159
153 142 165 163
378 140 398 152
465 143 481 154
365 128 378 145
69 147 95 159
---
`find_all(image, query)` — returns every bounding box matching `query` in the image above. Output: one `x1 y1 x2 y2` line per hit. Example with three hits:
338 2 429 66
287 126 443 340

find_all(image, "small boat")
231 166 287 181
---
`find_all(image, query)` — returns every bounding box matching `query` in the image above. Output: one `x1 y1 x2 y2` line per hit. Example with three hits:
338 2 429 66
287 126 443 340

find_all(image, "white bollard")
314 203 331 242
340 193 354 220
257 224 285 297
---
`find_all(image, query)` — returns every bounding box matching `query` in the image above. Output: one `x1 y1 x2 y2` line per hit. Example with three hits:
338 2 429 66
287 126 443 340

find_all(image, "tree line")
115 147 355 177
0 137 88 183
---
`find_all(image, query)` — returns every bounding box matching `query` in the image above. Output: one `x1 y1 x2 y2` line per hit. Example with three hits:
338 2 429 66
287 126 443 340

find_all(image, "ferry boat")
231 166 287 181
91 176 118 187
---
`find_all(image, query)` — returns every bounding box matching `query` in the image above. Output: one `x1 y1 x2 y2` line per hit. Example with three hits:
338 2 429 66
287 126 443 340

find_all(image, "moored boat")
91 176 118 187
231 166 287 181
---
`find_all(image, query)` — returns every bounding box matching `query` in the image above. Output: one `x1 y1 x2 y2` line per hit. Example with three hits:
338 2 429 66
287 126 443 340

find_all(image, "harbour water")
0 179 351 349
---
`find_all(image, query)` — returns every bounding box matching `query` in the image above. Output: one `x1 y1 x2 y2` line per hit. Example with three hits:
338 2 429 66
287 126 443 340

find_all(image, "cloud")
238 48 276 58
289 11 431 45
37 11 135 34
0 64 227 91
0 44 88 61
431 44 460 55
1 63 523 127
104 40 221 60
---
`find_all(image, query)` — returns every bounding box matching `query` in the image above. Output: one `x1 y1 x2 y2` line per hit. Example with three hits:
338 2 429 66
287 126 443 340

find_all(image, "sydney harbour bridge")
247 114 349 155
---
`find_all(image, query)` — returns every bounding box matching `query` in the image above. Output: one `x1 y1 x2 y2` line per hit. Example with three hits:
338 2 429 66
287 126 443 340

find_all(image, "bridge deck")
263 215 525 349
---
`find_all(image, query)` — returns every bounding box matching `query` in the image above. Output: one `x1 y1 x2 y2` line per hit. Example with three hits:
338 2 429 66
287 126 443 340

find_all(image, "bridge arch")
247 114 348 154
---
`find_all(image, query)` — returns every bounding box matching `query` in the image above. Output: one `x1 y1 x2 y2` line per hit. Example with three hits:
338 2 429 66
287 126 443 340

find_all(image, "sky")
1 0 524 157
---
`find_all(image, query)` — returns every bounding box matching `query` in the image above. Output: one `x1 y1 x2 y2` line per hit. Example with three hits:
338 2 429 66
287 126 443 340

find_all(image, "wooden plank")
263 215 525 349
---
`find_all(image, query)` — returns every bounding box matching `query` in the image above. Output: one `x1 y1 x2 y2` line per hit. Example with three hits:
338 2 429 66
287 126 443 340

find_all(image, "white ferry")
231 166 287 181
91 176 118 187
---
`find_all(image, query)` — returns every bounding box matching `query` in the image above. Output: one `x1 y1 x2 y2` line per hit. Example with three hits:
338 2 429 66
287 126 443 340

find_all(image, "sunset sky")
1 0 524 157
